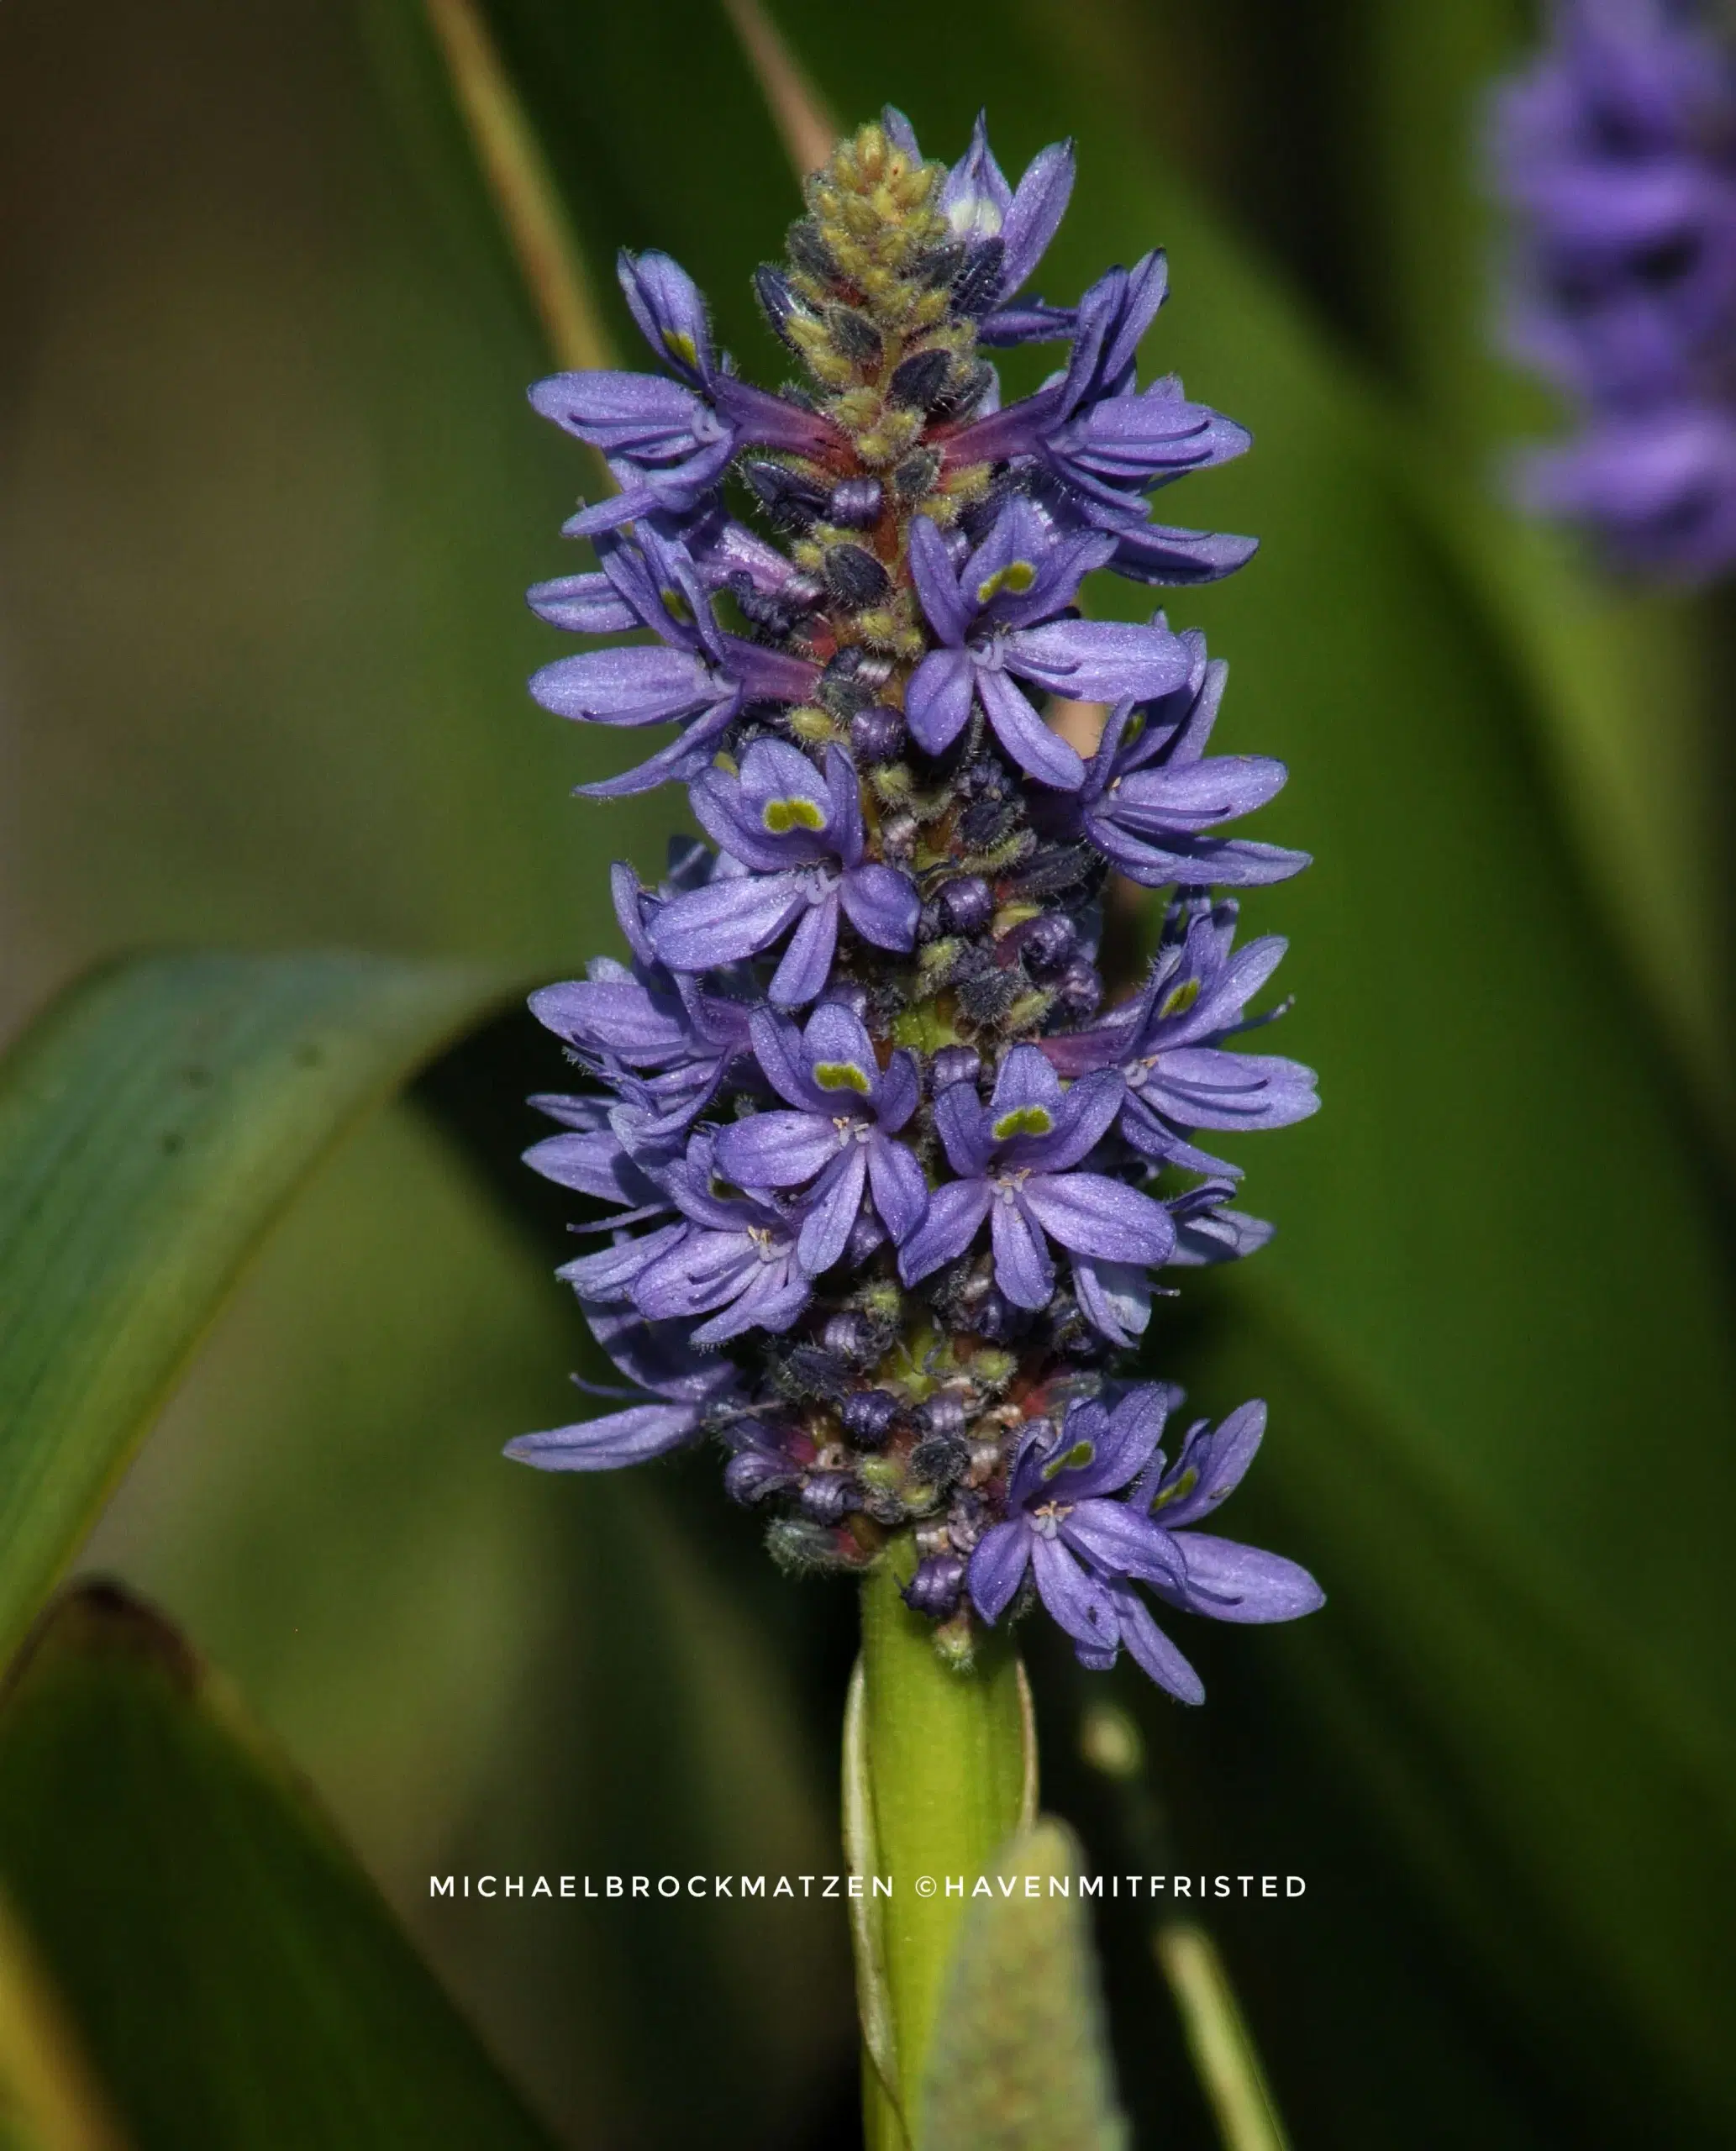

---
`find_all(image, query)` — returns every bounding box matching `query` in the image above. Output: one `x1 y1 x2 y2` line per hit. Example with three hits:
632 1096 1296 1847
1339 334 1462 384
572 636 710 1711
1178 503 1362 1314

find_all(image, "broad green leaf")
0 1895 125 2151
0 952 506 1666
0 1582 555 2148
918 1819 1126 2151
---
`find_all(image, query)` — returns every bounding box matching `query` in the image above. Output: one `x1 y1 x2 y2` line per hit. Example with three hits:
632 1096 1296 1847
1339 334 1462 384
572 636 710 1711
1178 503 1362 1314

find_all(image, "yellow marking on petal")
1151 1466 1198 1512
976 560 1038 606
1159 977 1202 1021
660 585 693 625
763 796 826 834
814 1060 872 1095
1042 1438 1096 1481
992 1104 1054 1141
662 328 699 369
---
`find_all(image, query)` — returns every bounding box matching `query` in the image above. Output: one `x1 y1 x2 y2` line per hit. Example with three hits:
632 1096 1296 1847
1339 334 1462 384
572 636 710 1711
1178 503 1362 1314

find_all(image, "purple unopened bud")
1021 913 1077 976
918 1393 968 1441
829 477 884 529
1055 958 1102 1019
930 1044 981 1095
902 1553 966 1619
973 1286 1020 1342
823 1311 877 1364
938 876 992 935
843 1212 887 1269
724 1449 797 1506
799 1474 859 1523
822 977 870 1021
851 705 905 764
842 1388 902 1446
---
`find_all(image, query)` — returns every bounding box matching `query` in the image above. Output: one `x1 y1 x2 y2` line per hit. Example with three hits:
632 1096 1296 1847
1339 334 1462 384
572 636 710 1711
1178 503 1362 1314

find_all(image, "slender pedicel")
507 112 1323 1698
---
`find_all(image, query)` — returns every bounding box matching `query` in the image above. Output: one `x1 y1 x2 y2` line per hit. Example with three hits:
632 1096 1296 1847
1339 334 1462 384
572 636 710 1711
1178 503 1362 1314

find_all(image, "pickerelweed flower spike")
507 112 1323 1696
1487 0 1736 579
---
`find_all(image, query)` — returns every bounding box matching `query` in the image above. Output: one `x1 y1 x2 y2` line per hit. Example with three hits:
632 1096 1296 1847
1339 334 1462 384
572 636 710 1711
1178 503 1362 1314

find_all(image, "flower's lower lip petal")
796 1147 868 1275
976 667 1086 791
506 1402 702 1472
968 1521 1034 1623
1021 1172 1176 1265
991 1194 1054 1309
768 893 839 1007
1030 1534 1117 1649
1113 1589 1205 1703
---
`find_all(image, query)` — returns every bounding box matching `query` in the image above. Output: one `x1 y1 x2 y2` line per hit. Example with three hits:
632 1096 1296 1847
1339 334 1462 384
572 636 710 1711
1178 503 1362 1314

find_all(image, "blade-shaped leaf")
918 1818 1126 2151
0 952 508 1665
0 1581 555 2148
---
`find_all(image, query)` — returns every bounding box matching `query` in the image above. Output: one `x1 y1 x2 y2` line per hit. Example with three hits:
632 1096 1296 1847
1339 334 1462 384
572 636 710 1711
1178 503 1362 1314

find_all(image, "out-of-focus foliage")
919 1821 1125 2151
1 0 1733 2145
0 1583 558 2148
0 951 503 1665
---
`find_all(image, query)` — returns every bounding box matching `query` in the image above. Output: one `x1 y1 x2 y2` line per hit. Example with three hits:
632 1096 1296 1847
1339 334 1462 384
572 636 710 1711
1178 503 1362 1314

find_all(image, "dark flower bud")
1055 958 1102 1020
799 1474 859 1523
915 238 968 291
918 1393 969 1441
842 1388 902 1446
785 219 839 283
910 1435 970 1491
829 477 884 529
822 1311 878 1365
888 347 955 411
1021 913 1078 976
973 1286 1022 1342
827 306 884 365
930 360 997 423
824 544 892 607
902 1554 967 1619
744 459 828 530
963 758 1012 801
850 704 905 764
950 237 1006 318
960 797 1015 848
929 1044 981 1094
724 1448 798 1505
939 876 992 935
892 447 942 502
753 264 807 350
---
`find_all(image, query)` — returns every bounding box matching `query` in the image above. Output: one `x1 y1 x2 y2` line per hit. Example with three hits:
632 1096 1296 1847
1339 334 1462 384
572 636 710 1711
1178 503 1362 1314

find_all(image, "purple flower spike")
514 109 1320 1698
1061 628 1311 888
714 1004 928 1275
968 1390 1322 1700
898 1044 1175 1328
652 740 918 1005
904 501 1188 790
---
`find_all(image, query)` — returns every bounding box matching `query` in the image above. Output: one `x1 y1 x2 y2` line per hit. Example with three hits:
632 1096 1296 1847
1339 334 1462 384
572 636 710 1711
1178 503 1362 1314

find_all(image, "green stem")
850 1554 1034 2148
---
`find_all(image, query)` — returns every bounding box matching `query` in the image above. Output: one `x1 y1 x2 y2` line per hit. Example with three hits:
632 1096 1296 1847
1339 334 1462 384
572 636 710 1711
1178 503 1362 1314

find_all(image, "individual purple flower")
897 1045 1175 1323
968 1390 1322 1701
529 857 754 1144
713 1004 928 1275
624 1132 812 1344
529 524 820 797
1053 628 1310 887
903 499 1188 790
529 503 813 634
1516 401 1736 573
521 1091 677 1221
1044 902 1318 1175
506 1300 744 1471
927 110 1079 345
529 249 841 535
944 255 1252 529
650 740 918 1006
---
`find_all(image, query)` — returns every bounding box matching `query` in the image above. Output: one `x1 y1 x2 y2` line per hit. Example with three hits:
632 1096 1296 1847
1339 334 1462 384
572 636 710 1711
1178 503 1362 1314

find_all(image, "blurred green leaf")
0 1893 126 2151
0 952 506 1666
0 1581 555 2148
918 1819 1125 2151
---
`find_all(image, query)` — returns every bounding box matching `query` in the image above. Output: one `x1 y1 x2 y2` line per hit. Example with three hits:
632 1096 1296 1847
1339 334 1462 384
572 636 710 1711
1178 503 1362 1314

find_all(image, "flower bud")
1055 957 1103 1019
939 876 992 934
842 1388 902 1447
829 476 884 529
902 1554 966 1618
850 704 905 764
